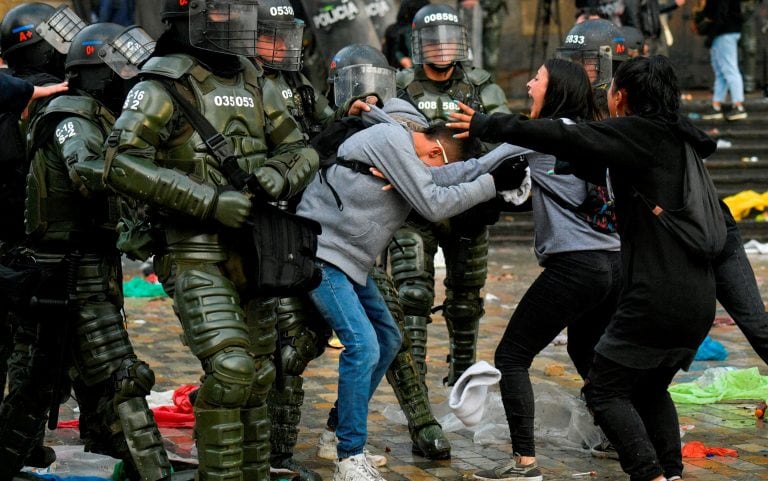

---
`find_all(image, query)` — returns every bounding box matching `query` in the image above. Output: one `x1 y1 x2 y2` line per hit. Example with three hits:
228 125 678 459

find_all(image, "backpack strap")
156 79 261 195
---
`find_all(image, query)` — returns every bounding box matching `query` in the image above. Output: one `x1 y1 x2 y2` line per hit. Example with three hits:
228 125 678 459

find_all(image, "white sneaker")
317 431 387 467
363 449 387 468
317 430 338 460
333 454 385 481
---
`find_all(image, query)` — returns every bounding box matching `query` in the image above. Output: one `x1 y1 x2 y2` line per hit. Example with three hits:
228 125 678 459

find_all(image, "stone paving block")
35 247 768 480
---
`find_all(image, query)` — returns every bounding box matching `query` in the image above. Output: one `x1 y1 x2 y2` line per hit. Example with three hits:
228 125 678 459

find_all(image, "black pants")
494 250 621 456
584 354 682 481
714 235 768 365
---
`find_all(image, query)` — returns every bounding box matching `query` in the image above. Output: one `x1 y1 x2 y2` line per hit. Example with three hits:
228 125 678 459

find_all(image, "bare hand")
31 81 68 101
460 0 479 7
447 101 476 139
400 57 413 69
369 167 393 190
347 96 379 116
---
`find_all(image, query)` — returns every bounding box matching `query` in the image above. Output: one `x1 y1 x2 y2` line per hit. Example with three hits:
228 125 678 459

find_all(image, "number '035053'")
214 95 256 108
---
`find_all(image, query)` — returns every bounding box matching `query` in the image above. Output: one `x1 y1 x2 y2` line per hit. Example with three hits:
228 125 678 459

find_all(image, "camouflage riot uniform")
103 2 319 478
392 4 510 388
0 22 173 481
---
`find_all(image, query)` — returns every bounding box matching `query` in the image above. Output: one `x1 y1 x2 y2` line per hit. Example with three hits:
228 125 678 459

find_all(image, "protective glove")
213 190 251 228
254 165 285 200
490 156 529 192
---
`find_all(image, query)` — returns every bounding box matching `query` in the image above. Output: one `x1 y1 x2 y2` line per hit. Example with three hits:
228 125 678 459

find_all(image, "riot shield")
362 0 399 41
300 0 381 67
458 1 483 69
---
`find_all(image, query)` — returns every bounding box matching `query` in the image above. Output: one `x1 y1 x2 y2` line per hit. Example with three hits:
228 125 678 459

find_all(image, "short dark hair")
423 121 481 162
540 58 599 121
613 55 680 121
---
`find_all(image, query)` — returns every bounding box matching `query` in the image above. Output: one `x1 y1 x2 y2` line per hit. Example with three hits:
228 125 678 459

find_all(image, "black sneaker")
725 105 747 121
590 441 620 460
473 457 543 481
700 106 724 120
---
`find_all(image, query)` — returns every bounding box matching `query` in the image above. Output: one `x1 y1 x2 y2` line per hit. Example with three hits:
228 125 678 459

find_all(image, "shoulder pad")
465 67 492 86
43 95 101 120
241 57 263 89
141 54 196 79
396 69 415 89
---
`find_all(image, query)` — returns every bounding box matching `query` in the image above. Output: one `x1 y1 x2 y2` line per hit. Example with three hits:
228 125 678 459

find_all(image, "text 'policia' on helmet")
0 2 56 57
410 4 469 66
555 18 627 87
160 0 260 57
328 44 396 107
35 5 86 55
255 0 304 71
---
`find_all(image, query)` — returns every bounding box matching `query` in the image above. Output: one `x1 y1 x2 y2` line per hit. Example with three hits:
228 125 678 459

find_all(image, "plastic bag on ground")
669 367 768 404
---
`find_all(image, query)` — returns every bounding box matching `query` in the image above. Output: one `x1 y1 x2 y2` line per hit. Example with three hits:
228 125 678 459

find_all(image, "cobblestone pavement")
45 245 768 481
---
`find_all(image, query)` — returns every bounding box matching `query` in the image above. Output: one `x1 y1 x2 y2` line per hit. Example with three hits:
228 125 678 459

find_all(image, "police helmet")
410 4 469 67
66 23 133 103
555 19 626 87
0 3 57 65
328 44 396 108
160 0 261 57
256 0 304 71
620 26 645 56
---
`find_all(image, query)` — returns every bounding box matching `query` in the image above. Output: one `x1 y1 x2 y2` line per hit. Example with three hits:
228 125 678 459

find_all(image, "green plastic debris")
669 367 768 404
123 276 168 298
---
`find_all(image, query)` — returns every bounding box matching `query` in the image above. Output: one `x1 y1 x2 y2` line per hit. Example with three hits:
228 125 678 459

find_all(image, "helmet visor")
99 26 156 79
555 46 612 87
412 24 469 65
334 64 395 107
256 20 304 71
35 5 86 54
189 1 260 56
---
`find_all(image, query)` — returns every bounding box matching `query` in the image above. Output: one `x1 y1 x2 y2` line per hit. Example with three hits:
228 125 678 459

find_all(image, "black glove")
490 155 529 191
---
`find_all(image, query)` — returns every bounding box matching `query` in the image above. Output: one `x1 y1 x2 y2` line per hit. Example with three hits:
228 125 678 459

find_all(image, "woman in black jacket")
449 55 716 481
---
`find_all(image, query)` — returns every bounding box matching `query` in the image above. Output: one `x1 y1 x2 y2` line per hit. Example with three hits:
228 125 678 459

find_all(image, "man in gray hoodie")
296 98 525 481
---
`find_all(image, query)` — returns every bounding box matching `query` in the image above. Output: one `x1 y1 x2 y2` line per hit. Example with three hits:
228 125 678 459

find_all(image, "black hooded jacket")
470 112 718 370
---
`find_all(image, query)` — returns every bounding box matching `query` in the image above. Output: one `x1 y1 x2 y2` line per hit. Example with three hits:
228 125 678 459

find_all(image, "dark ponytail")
613 55 680 121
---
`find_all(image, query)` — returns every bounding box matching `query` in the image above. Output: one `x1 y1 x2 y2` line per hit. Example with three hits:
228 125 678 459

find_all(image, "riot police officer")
0 2 84 472
555 18 628 116
252 3 332 480
0 22 173 481
103 1 319 480
392 3 510 390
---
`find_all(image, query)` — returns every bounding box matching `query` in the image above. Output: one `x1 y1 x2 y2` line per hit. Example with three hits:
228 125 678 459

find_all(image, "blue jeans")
309 262 402 458
710 33 745 104
494 250 621 457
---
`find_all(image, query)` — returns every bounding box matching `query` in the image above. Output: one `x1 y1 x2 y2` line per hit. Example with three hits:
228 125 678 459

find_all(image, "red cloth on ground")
57 384 197 429
682 440 738 458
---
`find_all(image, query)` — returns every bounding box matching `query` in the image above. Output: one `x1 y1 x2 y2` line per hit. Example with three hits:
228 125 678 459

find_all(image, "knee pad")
112 357 155 404
199 347 255 408
275 297 325 376
443 292 484 324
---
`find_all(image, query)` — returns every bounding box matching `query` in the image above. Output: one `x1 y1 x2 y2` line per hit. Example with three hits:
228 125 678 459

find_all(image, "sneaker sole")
700 114 724 120
591 448 620 461
412 444 451 460
472 473 543 481
726 114 747 120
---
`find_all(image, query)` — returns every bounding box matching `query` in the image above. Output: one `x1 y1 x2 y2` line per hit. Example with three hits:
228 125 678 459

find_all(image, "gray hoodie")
296 98 526 285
